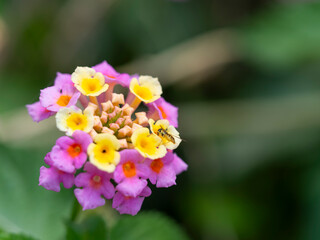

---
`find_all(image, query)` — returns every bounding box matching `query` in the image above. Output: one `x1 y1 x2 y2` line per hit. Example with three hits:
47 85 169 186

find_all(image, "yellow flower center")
133 84 153 101
80 78 104 95
135 134 158 155
92 141 116 164
66 113 89 131
56 95 71 107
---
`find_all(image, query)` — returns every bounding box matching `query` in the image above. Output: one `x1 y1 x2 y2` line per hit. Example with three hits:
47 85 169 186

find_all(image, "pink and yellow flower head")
26 60 187 216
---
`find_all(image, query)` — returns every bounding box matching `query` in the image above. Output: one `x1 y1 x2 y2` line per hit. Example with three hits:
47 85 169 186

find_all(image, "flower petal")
116 178 147 198
26 101 54 122
74 188 105 210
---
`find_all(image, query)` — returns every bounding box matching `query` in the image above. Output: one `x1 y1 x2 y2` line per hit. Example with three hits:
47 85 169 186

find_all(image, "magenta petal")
161 152 174 164
100 180 115 199
172 153 188 175
148 171 157 185
73 152 87 169
136 163 150 179
44 152 53 166
156 165 176 188
112 191 125 209
92 61 118 76
72 130 92 149
92 61 131 87
117 196 145 216
120 149 145 164
83 162 98 172
140 186 152 197
26 101 54 122
56 136 74 149
116 178 147 198
147 98 179 127
51 145 75 173
40 86 60 109
60 172 74 189
39 166 60 192
112 186 151 215
54 73 73 88
74 172 92 188
113 165 125 183
66 91 81 107
74 188 105 210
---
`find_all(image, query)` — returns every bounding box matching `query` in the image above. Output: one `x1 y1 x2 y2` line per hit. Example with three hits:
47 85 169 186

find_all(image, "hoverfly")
156 125 176 144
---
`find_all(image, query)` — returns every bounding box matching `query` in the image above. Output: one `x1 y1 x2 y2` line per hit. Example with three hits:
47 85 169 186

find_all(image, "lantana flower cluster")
26 61 187 215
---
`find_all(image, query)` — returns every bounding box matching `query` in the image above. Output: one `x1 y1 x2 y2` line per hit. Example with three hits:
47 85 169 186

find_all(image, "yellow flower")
149 119 181 150
87 133 120 173
71 67 109 96
129 76 162 103
56 106 94 136
131 127 166 159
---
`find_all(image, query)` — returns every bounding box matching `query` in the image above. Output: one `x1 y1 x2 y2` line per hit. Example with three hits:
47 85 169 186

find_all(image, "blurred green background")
1 0 320 239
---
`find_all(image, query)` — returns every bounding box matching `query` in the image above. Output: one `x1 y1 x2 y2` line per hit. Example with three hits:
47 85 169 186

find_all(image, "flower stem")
70 198 82 222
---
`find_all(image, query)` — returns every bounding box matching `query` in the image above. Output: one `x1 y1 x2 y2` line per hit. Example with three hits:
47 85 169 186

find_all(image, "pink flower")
113 149 150 197
39 153 74 192
54 72 74 88
50 130 92 173
74 162 115 210
112 186 151 216
92 61 131 87
26 101 55 122
147 97 178 127
146 152 178 188
40 84 80 112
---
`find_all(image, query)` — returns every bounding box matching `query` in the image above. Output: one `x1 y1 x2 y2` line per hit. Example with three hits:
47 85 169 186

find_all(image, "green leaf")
66 215 108 240
0 144 74 240
240 3 320 68
110 211 190 240
0 228 37 240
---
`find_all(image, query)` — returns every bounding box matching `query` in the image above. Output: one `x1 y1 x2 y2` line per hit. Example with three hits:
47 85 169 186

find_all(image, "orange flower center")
150 159 164 173
158 106 167 119
56 95 72 106
67 144 82 158
122 161 136 178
